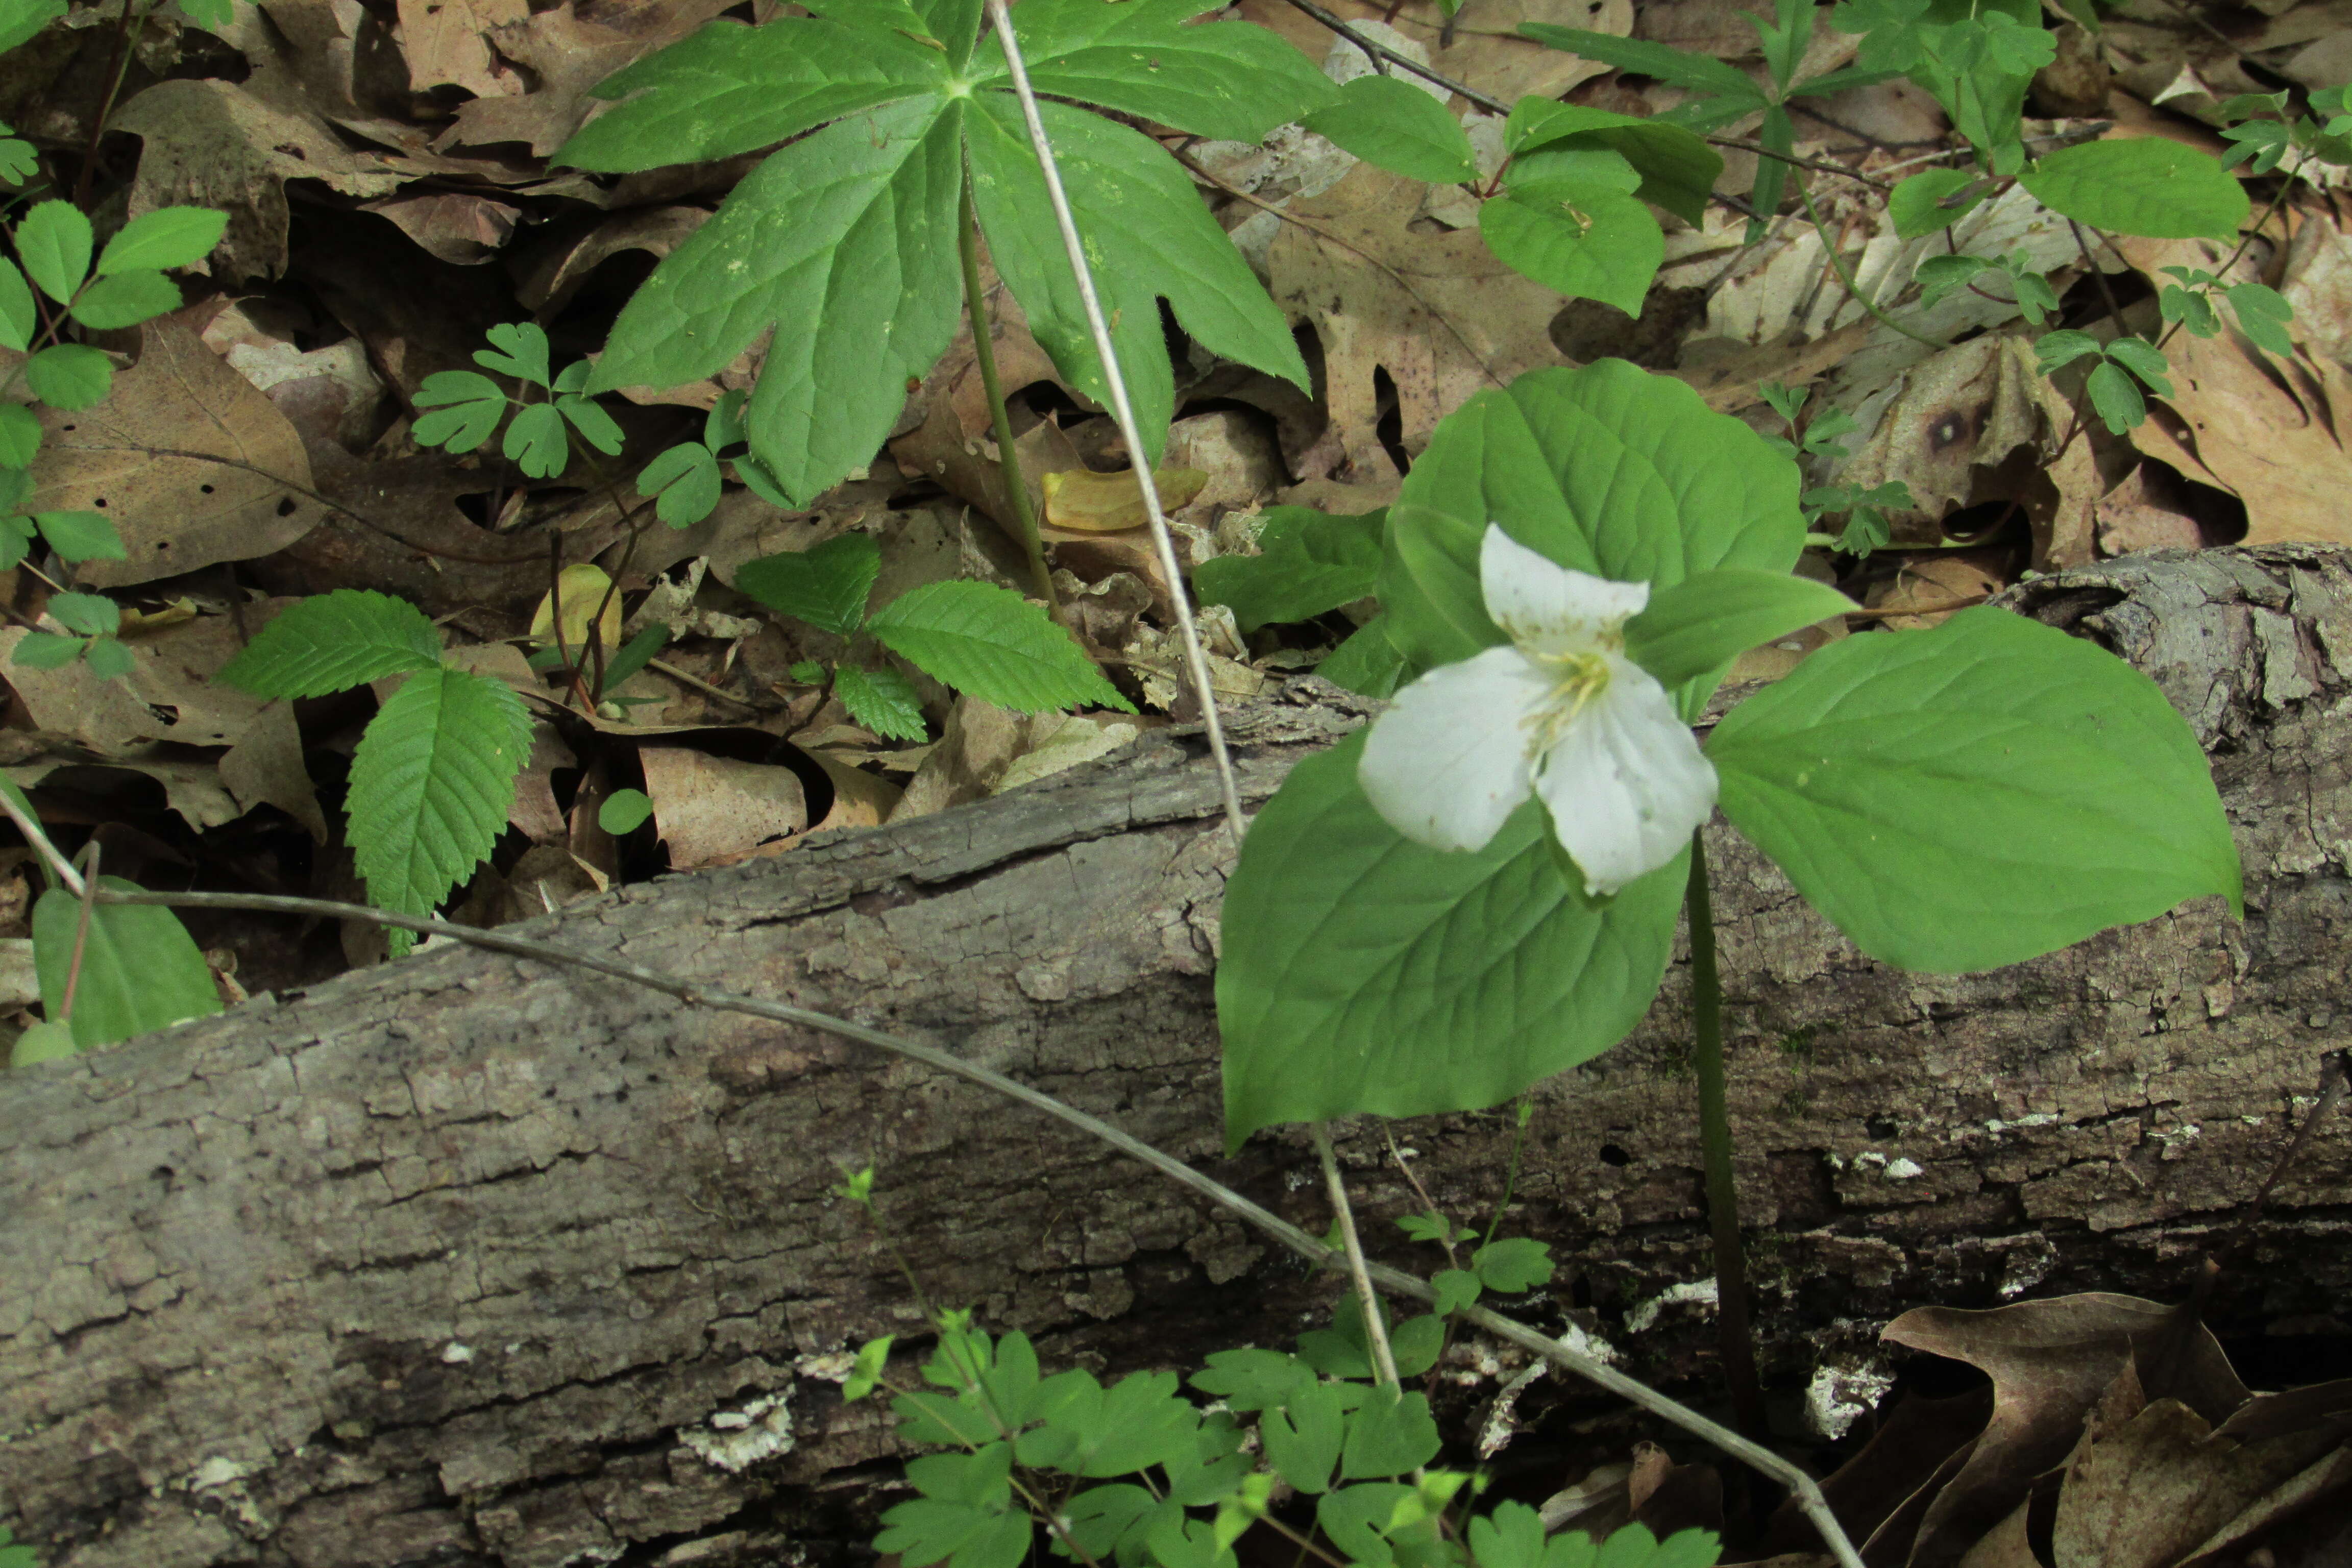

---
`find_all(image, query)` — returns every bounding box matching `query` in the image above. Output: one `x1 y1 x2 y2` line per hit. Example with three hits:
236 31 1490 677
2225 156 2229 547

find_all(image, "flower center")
1524 649 1612 756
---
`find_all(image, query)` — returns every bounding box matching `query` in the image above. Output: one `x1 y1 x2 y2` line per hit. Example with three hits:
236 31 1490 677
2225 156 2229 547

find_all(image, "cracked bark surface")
5 546 2351 1568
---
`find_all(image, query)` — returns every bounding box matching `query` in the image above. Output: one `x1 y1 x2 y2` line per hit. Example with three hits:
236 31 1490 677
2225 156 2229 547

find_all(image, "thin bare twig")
1281 0 1509 114
1313 1122 1403 1386
1709 136 1891 191
985 0 1247 847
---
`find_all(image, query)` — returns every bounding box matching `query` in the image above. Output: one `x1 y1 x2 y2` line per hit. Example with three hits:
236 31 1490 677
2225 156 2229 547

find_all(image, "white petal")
1359 646 1548 852
1480 524 1650 657
1533 655 1717 895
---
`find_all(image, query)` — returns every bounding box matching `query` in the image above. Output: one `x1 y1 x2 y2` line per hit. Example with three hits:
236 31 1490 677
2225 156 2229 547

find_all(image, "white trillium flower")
1359 524 1718 896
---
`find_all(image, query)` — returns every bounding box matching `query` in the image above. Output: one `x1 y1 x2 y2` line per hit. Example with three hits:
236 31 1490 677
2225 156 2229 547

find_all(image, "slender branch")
1685 836 1768 1444
1796 175 1943 348
1280 0 1509 114
985 0 1247 847
1710 136 1891 190
957 164 1057 605
57 842 102 1025
1312 1122 1403 1387
72 0 143 211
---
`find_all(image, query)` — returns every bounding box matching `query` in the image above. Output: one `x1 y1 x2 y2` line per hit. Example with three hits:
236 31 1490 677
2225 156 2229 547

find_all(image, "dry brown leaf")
802 749 903 835
1267 161 1571 483
994 713 1144 795
396 0 529 96
359 191 521 265
111 78 416 281
439 0 731 157
2052 1396 2342 1568
515 206 713 313
1762 1388 1993 1558
1237 0 1634 106
640 748 807 869
893 696 1038 820
1867 555 2005 630
1952 1501 2037 1568
2176 1442 2352 1568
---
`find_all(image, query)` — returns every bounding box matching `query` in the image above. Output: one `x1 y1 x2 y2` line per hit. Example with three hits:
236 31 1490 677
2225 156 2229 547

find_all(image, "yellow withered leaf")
530 563 622 658
1040 466 1208 533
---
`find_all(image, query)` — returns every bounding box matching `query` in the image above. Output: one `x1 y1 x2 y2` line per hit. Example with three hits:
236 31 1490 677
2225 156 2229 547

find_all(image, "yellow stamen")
1523 650 1612 756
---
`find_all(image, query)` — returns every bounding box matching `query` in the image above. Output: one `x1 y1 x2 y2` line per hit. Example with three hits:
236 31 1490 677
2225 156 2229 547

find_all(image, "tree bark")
6 546 2350 1568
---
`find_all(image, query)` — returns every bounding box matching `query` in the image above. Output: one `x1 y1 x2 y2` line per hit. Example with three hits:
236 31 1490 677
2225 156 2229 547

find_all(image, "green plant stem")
1795 176 1943 350
1685 833 1768 1445
73 0 145 211
1311 1122 1402 1387
957 170 1056 606
1480 1094 1533 1250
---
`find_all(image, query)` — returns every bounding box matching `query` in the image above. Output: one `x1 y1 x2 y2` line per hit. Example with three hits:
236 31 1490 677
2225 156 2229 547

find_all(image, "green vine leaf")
346 666 531 955
34 875 223 1050
2020 138 2250 239
1304 75 1477 186
867 580 1132 715
736 532 882 637
1193 507 1383 633
219 589 444 698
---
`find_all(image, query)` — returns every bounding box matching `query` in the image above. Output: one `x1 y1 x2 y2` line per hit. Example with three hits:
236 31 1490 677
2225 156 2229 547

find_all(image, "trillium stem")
955 168 1058 607
1685 834 1770 1444
1311 1122 1403 1387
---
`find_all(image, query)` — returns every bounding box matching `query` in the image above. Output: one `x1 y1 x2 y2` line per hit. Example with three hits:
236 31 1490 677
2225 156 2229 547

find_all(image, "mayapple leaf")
34 876 222 1050
346 666 532 957
586 96 967 506
1304 74 1477 185
219 589 443 698
95 205 228 274
15 200 91 305
1624 567 1856 697
1218 733 1684 1147
867 579 1133 715
1192 506 1383 633
966 95 1308 467
1708 607 2242 972
1382 361 1805 678
736 532 883 637
2020 137 2250 239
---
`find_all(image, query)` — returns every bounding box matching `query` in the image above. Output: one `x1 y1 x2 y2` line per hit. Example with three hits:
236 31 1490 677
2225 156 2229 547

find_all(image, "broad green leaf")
1192 506 1382 632
1887 168 1983 238
11 1017 76 1066
1218 733 1684 1145
2021 138 2249 239
475 322 552 386
83 635 133 679
1502 99 1721 226
26 345 111 410
0 259 33 351
877 1444 1022 1568
413 370 509 451
15 200 91 304
0 402 40 467
1624 568 1855 691
2228 282 2293 355
589 96 966 505
1260 1381 1347 1493
1469 1237 1554 1292
967 96 1308 467
600 625 669 694
1191 1348 1317 1411
1469 1499 1549 1568
1481 152 1662 317
46 591 117 636
67 268 181 330
1016 1369 1198 1478
836 662 927 741
638 440 722 526
736 532 882 636
868 579 1132 714
1709 607 2241 971
556 13 948 170
1317 615 1406 698
1381 361 1804 678
978 0 1339 142
2084 358 2146 432
347 666 532 954
34 510 124 562
219 589 443 697
1163 1414 1251 1507
598 788 654 834
1305 75 1476 185
501 402 568 478
0 0 63 53
96 206 227 274
1389 1314 1444 1377
1342 1385 1441 1479
34 876 222 1049
1317 1484 1420 1567
2104 335 2172 394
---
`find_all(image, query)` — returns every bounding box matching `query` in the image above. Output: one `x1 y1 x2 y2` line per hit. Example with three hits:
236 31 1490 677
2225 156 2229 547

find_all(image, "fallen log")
4 545 2349 1568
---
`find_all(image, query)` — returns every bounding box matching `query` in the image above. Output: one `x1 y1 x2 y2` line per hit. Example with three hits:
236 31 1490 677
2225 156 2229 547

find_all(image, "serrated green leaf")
0 259 34 352
1709 607 2241 971
966 95 1308 468
1469 1237 1554 1293
0 0 63 53
501 401 569 478
638 440 722 526
1887 168 1983 238
46 590 117 636
1192 506 1382 632
2021 137 2249 239
26 345 111 410
836 662 928 741
347 666 531 954
1305 75 1476 185
82 634 133 679
413 370 509 451
96 206 227 274
0 401 40 468
219 589 444 697
1341 1384 1441 1479
868 579 1130 714
598 788 654 835
1217 733 1685 1146
1624 568 1855 689
1481 154 1661 317
737 532 881 636
16 200 90 304
1261 1381 1346 1493
978 0 1338 142
35 876 222 1049
11 630 80 668
591 96 964 506
475 321 552 386
67 268 181 330
34 509 123 562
